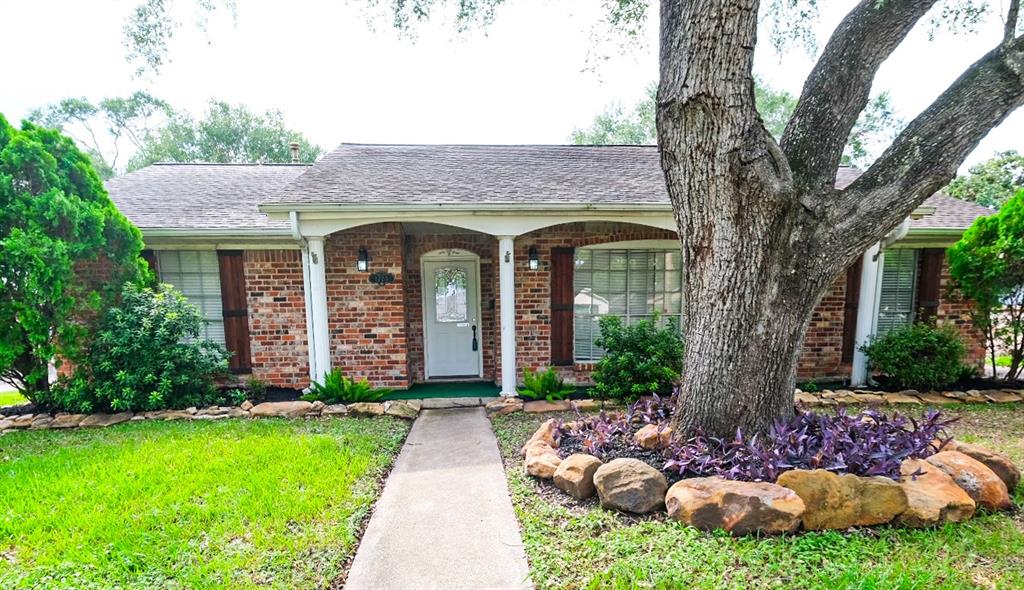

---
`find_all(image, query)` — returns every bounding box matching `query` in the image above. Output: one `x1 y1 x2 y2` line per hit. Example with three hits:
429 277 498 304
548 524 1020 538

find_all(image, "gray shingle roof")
106 145 991 233
105 163 308 231
910 193 993 229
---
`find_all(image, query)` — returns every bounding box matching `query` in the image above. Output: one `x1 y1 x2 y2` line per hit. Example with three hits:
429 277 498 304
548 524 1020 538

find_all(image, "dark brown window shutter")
916 248 945 323
550 247 575 366
841 257 863 364
217 250 252 374
141 249 158 274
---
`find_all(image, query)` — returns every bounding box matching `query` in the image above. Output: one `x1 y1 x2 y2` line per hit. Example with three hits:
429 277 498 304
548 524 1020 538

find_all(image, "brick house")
105 144 991 394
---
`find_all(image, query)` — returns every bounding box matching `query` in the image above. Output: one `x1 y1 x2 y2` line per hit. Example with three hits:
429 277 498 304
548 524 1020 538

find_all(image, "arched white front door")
421 251 483 378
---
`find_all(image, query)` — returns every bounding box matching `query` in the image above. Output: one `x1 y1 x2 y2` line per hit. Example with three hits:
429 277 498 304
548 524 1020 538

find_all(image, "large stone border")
795 387 1024 406
0 399 421 434
522 418 1021 536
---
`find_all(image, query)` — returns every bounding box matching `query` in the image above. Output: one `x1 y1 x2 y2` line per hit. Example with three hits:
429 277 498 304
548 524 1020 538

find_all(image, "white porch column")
851 242 881 386
498 235 517 396
306 236 332 383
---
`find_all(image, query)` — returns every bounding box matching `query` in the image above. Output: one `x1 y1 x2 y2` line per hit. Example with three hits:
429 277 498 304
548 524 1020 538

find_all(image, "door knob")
471 324 478 351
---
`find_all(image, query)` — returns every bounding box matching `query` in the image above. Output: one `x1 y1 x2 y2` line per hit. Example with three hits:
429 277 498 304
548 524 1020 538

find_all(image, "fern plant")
517 367 576 402
302 369 389 404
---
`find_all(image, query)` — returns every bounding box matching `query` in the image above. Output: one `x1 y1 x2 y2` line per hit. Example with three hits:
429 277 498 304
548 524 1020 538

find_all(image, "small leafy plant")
592 314 684 402
517 367 576 402
860 323 967 390
302 368 389 404
559 410 632 457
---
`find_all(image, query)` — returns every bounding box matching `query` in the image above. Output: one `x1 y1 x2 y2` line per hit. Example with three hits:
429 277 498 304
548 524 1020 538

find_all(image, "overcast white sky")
0 0 1021 171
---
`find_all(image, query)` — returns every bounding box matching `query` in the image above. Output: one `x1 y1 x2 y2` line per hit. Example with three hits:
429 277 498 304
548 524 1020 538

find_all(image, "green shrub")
518 367 576 402
301 368 389 404
592 315 684 402
860 323 967 391
40 283 230 413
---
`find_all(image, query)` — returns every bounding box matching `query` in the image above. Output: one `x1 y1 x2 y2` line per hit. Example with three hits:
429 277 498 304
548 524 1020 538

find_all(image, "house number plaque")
369 271 396 285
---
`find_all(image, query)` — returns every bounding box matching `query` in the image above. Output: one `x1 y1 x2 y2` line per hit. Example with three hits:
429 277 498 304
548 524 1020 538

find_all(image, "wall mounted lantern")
357 247 370 272
528 246 540 271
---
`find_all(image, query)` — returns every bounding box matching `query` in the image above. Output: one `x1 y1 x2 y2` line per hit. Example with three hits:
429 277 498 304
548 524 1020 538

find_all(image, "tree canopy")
947 150 1024 209
0 114 145 397
29 97 323 177
572 80 900 167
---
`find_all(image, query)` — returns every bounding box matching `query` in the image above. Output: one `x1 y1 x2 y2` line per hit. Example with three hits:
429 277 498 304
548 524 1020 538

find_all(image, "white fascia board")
260 202 674 216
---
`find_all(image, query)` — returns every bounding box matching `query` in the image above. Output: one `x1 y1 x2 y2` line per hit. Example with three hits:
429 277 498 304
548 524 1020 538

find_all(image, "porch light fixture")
528 246 540 271
357 247 370 272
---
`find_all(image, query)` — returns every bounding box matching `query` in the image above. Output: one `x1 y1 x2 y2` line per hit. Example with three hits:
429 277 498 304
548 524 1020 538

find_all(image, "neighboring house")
105 144 991 394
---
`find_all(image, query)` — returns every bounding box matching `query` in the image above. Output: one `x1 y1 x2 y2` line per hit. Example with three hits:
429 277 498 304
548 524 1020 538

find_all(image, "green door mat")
383 381 501 400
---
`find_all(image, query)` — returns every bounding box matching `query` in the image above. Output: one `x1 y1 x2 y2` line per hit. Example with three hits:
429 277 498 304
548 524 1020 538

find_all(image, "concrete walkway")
345 408 533 590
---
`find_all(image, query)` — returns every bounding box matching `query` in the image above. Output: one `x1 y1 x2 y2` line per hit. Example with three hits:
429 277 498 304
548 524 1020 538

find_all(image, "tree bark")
659 0 1024 437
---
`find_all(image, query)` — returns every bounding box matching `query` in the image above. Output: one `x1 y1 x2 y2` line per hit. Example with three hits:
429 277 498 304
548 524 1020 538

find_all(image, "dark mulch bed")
558 429 685 486
800 376 1024 393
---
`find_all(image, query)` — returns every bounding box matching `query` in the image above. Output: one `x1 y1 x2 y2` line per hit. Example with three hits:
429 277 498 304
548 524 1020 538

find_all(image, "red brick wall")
325 224 409 388
244 249 309 388
404 233 497 383
796 274 848 381
936 257 988 367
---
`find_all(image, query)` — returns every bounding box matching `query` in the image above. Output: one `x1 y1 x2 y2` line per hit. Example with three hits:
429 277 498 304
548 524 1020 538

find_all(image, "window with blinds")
876 248 919 336
573 249 683 361
155 250 226 345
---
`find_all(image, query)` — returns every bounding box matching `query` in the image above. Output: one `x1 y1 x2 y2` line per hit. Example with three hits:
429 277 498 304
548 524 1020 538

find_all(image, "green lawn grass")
0 417 409 589
0 390 27 407
492 405 1024 590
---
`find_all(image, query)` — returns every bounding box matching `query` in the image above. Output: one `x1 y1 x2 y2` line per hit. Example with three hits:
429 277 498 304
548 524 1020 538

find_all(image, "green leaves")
0 113 145 399
860 323 968 391
947 150 1024 209
592 314 684 402
517 367 576 402
302 368 389 404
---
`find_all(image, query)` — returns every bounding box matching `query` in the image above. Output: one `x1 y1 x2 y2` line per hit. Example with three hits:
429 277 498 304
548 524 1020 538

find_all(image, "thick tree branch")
1007 0 1021 45
827 34 1024 259
781 0 939 197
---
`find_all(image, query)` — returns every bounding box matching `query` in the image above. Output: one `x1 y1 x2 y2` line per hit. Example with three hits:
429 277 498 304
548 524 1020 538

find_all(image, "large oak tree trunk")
658 0 1024 437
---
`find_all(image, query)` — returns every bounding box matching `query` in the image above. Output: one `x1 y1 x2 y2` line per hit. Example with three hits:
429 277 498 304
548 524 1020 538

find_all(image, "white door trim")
420 249 484 380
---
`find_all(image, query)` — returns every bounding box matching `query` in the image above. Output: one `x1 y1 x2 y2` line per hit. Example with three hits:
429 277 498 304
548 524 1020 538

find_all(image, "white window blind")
155 250 226 345
876 248 919 336
573 249 683 361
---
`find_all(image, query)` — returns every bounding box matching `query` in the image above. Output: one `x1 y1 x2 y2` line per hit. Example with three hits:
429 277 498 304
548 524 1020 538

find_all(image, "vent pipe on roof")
289 141 300 163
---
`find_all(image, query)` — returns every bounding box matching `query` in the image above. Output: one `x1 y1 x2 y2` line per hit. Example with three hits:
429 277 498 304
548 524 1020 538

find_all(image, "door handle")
471 324 478 351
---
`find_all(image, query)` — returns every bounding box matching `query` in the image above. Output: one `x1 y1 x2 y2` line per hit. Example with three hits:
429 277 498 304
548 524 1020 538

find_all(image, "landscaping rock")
571 399 601 412
885 391 922 405
845 392 886 404
80 412 133 428
898 458 976 527
633 423 672 450
485 397 523 416
965 390 986 403
7 414 34 429
553 454 602 499
593 458 667 514
776 469 907 530
250 401 314 418
794 392 822 406
240 400 254 411
193 413 230 421
309 400 326 414
348 402 386 417
984 390 1022 403
29 414 54 429
322 403 349 416
49 413 86 429
161 410 195 421
384 400 420 420
925 451 1011 511
665 477 804 535
944 439 1021 491
520 419 560 456
524 400 572 413
196 406 231 417
914 392 960 406
524 442 562 479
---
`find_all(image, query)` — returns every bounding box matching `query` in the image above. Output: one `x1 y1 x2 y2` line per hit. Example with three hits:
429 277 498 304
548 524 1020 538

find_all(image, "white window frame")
154 250 226 345
873 248 919 336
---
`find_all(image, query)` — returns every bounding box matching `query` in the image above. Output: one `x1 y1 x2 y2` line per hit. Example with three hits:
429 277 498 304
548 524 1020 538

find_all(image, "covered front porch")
273 205 679 395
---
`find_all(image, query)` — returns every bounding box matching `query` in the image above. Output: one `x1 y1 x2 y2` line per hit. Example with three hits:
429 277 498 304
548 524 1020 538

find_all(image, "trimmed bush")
40 283 230 413
592 315 683 402
860 323 967 391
